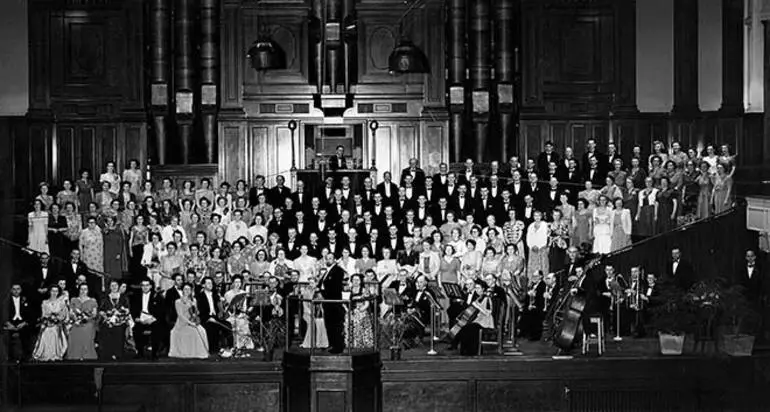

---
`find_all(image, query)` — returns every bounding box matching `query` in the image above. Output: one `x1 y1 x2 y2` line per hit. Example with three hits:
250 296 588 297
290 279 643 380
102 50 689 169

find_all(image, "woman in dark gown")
103 216 128 280
98 279 131 360
635 177 658 238
656 176 679 234
47 203 69 260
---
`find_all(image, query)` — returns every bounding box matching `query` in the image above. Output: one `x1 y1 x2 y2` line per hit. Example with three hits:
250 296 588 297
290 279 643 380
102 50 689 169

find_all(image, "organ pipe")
149 0 170 164
495 0 516 160
200 0 220 163
447 0 466 163
174 0 194 163
469 0 491 162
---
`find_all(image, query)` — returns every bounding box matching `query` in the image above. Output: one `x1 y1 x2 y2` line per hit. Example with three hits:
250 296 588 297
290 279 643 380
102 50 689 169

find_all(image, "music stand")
425 292 442 356
441 283 464 300
253 289 270 352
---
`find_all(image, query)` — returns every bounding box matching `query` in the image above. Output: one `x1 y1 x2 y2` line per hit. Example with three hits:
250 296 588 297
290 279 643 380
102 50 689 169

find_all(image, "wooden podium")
283 352 382 412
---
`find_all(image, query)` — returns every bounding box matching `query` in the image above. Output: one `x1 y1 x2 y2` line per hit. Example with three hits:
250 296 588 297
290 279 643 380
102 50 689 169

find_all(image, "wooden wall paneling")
523 122 544 161
78 127 96 180
592 122 609 148
220 123 246 184
275 125 294 183
11 121 31 199
475 381 565 412
249 125 269 184
382 381 468 412
397 124 418 175
374 124 393 181
194 383 281 412
614 120 638 153
29 125 52 190
100 126 119 170
520 1 544 110
718 118 741 154
102 384 185 412
550 122 568 153
57 126 76 183
28 2 51 110
123 123 148 168
421 123 447 175
571 123 588 153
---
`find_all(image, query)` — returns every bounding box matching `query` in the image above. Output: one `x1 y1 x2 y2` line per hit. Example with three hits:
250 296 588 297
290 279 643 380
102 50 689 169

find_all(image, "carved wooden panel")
382 381 467 412
102 384 185 412
220 124 246 184
421 123 448 175
476 381 565 412
194 382 281 412
522 0 617 114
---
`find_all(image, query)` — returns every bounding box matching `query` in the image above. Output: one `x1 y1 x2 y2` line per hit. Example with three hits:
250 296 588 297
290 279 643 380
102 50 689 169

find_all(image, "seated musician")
457 280 494 355
636 272 658 338
599 265 627 337
482 273 507 330
197 276 233 354
569 266 598 339
379 268 415 317
408 275 435 330
4 282 33 361
521 271 546 341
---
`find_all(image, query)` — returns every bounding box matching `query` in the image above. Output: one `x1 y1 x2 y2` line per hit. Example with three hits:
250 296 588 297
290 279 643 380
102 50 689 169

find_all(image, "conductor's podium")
283 351 382 412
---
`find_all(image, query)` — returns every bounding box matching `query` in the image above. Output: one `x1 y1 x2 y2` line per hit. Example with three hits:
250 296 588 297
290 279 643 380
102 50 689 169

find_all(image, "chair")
581 315 605 356
477 328 501 355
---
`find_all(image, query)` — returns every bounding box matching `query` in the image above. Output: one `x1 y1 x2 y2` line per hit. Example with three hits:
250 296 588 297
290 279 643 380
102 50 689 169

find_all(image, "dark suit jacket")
197 290 224 323
329 155 347 171
737 265 764 305
411 287 435 325
666 260 695 291
270 186 292 207
131 291 163 321
60 260 90 282
321 265 346 299
291 191 312 212
248 187 269 208
377 182 400 204
537 152 561 178
164 287 183 324
400 168 426 188
33 266 59 294
6 295 34 324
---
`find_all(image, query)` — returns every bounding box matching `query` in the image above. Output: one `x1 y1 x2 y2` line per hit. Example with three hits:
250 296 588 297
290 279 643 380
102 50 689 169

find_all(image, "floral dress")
32 298 69 361
79 227 104 273
548 219 570 272
345 288 374 350
76 179 94 212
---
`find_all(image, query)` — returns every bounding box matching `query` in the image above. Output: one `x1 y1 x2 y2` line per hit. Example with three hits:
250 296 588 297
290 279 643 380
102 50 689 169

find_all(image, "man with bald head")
400 157 426 188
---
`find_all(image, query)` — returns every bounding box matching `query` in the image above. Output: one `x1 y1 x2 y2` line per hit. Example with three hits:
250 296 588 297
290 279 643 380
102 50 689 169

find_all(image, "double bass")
551 257 600 351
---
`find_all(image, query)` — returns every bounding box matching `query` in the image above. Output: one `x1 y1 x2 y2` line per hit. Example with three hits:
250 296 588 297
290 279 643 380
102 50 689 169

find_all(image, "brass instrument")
626 268 645 312
609 274 627 309
527 280 539 311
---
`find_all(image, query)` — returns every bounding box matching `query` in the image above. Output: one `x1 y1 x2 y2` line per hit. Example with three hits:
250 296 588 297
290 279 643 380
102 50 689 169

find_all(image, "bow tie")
748 264 755 268
673 259 679 263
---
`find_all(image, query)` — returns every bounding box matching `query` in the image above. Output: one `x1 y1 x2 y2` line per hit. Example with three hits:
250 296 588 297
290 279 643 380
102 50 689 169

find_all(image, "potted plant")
252 316 286 362
651 280 696 355
379 312 422 360
716 285 759 357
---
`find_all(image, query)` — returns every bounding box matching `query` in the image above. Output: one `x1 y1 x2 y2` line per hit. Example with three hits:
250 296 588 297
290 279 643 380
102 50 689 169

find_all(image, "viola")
447 302 480 340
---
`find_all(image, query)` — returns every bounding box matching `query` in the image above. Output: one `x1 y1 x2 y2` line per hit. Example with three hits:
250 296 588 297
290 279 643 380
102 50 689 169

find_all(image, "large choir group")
7 139 740 361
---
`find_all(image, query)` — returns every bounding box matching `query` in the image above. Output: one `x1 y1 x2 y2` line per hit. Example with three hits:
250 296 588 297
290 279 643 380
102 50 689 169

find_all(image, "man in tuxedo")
291 179 311 212
738 250 764 308
581 138 608 178
400 157 426 188
321 264 347 353
433 162 450 192
361 177 377 206
458 158 476 187
537 141 561 179
522 272 546 340
131 278 164 359
539 177 562 214
329 145 347 171
269 175 292 207
4 282 34 360
409 275 436 329
453 185 474 219
198 277 232 353
474 187 499 223
61 249 90 284
33 253 58 302
377 172 399 205
162 274 185 353
293 210 314 243
666 247 694 291
248 175 268 207
584 155 605 187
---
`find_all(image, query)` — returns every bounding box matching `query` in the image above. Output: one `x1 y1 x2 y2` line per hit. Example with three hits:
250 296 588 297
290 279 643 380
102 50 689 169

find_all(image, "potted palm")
716 285 759 357
379 312 422 360
651 280 696 355
253 316 286 362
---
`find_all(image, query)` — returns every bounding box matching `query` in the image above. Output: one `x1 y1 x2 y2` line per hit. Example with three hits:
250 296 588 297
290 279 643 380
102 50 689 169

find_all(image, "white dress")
28 211 49 254
592 207 614 254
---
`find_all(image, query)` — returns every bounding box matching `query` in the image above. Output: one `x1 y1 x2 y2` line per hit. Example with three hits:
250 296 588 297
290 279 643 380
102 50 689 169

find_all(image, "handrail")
0 236 107 291
285 295 380 356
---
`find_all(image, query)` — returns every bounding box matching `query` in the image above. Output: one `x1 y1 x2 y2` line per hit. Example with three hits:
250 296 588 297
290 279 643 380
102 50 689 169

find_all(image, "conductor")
321 264 346 353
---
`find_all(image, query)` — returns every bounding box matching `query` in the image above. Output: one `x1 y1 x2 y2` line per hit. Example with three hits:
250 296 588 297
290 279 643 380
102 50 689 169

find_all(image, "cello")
552 257 601 351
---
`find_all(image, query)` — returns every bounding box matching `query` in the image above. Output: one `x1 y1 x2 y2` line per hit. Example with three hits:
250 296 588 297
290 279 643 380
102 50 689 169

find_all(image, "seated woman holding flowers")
98 279 131 360
32 285 69 361
66 283 98 360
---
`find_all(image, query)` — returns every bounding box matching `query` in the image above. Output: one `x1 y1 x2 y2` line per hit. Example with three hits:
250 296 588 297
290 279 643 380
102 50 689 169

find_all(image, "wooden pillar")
342 0 356 94
325 0 343 93
200 0 220 164
763 20 770 163
614 0 638 113
149 0 170 165
447 0 466 163
672 0 700 114
720 0 744 114
175 0 195 164
469 0 492 162
495 0 517 161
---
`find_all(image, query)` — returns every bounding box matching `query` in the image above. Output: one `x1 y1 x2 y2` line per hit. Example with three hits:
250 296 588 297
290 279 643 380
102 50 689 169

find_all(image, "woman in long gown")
35 183 55 211
499 243 525 282
169 283 210 359
76 169 95 213
696 161 713 219
592 195 613 255
656 177 678 233
128 214 150 279
224 276 255 351
98 279 130 360
548 209 570 273
122 159 143 196
79 216 104 273
47 203 68 260
66 283 98 360
301 276 328 349
572 199 592 249
63 202 82 256
103 216 128 280
712 163 734 214
611 197 632 251
635 177 659 238
28 199 49 254
345 274 374 350
526 211 550 280
57 180 79 211
622 178 639 240
32 285 69 361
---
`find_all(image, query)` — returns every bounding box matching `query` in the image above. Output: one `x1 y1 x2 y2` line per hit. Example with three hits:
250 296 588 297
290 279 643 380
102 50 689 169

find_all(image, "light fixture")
388 0 430 74
247 36 286 71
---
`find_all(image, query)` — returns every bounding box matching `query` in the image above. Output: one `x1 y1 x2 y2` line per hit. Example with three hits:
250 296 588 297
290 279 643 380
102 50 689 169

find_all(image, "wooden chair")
581 315 605 356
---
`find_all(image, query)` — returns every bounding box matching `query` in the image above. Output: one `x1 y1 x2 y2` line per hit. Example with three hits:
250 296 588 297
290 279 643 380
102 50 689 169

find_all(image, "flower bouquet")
101 307 131 328
39 314 63 328
67 308 91 327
